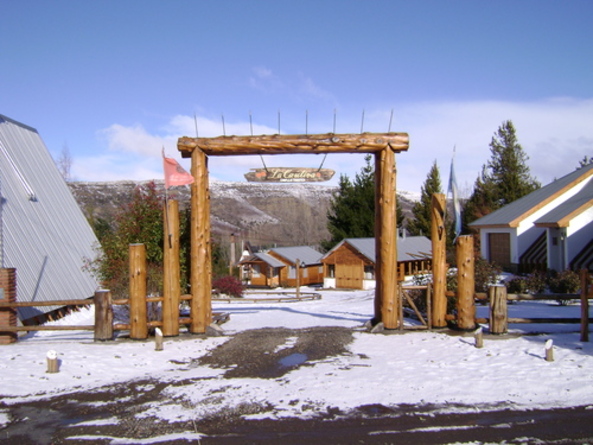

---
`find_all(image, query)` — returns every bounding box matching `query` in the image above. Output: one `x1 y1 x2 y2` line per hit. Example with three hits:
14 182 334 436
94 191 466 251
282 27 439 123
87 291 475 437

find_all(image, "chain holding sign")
244 167 335 183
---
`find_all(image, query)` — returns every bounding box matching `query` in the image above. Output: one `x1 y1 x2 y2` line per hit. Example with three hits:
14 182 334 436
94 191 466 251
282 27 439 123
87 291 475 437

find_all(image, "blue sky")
2 0 592 195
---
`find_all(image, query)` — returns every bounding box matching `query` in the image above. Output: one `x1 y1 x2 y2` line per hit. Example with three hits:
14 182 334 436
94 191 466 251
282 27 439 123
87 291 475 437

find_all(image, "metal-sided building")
469 163 593 273
0 114 99 324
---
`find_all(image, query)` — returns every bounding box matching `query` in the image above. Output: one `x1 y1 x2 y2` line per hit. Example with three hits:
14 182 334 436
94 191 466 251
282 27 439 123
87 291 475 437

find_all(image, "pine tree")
407 160 443 238
322 155 405 251
464 120 539 227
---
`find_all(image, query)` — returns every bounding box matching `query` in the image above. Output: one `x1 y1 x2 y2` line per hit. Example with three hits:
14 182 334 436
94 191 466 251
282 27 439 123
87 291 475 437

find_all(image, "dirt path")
1 326 592 444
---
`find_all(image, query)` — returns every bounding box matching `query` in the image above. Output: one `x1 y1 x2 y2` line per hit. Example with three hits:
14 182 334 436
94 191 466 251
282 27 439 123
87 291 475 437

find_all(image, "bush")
212 275 245 298
547 269 580 294
506 271 547 294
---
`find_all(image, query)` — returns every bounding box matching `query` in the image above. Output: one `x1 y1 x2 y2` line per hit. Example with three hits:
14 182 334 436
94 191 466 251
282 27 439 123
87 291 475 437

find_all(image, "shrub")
506 276 527 294
547 269 580 294
212 275 245 298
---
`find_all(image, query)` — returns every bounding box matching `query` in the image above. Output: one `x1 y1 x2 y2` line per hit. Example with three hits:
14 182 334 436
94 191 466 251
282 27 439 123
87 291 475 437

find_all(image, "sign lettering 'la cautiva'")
244 167 335 183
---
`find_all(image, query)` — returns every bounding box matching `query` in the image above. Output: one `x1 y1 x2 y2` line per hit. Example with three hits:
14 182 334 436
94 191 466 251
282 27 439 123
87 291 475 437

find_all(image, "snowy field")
1 288 592 430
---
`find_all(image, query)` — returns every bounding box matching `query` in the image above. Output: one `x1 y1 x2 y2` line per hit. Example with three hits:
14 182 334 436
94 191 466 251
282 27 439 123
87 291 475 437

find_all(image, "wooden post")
545 339 554 362
94 289 113 341
154 327 164 351
581 269 589 342
0 268 18 344
129 243 148 340
489 285 508 334
431 193 447 328
229 233 236 276
190 148 212 334
374 147 399 329
474 326 484 348
162 199 180 337
456 235 476 330
295 259 301 299
46 350 59 373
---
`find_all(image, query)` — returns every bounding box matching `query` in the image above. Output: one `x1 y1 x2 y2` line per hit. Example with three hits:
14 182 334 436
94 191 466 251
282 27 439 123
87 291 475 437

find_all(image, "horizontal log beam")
0 325 94 331
178 132 409 157
0 299 93 308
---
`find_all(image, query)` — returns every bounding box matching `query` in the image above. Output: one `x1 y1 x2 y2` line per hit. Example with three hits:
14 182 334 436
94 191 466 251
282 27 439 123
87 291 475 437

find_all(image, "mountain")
67 180 417 249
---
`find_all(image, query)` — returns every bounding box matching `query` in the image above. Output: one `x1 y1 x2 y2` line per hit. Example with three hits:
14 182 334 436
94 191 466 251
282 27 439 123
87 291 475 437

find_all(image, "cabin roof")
323 236 432 263
534 178 593 227
241 252 287 268
469 163 593 228
269 245 323 266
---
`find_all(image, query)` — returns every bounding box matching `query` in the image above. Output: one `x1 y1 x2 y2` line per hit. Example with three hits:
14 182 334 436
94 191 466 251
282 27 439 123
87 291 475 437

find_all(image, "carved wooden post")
374 147 399 329
94 289 113 341
431 193 447 328
456 235 476 330
163 199 180 337
190 148 212 334
489 285 508 334
581 269 589 342
129 243 148 339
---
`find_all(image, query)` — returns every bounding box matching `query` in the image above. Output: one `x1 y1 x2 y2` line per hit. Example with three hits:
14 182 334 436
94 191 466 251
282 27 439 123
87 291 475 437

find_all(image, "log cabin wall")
322 243 373 290
267 251 323 287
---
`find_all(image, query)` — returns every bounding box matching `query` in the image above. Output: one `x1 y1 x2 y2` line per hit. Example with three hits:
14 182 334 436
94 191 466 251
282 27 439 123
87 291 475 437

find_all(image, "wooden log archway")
177 132 409 333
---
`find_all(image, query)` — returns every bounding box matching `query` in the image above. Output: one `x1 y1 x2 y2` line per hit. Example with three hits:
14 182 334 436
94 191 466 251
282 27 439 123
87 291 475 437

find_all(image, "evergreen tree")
578 155 593 168
464 120 539 228
407 160 443 238
322 155 405 251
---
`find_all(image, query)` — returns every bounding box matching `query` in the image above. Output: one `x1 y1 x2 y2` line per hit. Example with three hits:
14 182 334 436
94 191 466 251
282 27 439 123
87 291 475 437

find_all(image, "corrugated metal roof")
323 236 432 263
269 246 323 265
470 163 593 227
534 177 593 226
0 114 99 321
251 252 287 268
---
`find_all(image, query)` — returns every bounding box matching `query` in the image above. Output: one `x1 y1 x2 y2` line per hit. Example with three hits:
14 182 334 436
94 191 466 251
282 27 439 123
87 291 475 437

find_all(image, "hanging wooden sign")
244 167 335 183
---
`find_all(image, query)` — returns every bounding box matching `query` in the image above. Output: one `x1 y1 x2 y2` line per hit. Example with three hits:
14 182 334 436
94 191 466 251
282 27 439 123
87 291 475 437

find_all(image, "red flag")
163 156 194 189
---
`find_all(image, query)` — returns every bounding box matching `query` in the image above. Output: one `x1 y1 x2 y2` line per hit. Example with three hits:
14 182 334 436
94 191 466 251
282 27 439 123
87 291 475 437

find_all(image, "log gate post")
375 147 399 329
163 199 181 337
129 243 148 339
456 235 476 330
431 193 447 328
178 132 409 333
190 148 212 334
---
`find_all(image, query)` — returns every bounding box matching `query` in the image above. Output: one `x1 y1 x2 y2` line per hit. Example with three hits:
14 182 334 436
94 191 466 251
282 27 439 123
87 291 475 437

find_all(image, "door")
488 233 511 269
336 263 363 289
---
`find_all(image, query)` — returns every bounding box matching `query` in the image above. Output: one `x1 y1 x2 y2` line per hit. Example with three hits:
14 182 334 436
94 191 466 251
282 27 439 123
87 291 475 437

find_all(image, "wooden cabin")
240 245 324 288
321 236 432 289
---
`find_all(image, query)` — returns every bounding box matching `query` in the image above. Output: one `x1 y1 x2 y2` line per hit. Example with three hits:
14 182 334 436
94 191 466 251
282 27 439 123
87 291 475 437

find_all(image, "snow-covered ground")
1 288 592 427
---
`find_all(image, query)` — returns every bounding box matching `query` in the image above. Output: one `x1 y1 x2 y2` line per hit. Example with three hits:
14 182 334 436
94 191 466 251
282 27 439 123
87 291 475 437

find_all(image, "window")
364 265 375 279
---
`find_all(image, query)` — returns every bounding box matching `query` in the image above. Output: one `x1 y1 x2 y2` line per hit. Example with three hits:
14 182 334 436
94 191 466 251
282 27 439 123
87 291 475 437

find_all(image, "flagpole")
162 147 172 249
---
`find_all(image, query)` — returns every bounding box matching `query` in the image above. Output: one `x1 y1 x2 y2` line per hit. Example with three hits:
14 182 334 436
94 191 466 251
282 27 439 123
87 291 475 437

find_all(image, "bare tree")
56 143 73 182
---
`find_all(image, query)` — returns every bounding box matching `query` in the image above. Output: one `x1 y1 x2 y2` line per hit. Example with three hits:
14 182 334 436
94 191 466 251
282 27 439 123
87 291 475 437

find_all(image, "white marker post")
155 327 164 351
46 350 59 373
545 339 554 362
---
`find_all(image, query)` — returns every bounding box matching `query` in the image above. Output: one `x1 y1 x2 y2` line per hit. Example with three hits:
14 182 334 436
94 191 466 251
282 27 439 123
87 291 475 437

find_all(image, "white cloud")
83 98 593 195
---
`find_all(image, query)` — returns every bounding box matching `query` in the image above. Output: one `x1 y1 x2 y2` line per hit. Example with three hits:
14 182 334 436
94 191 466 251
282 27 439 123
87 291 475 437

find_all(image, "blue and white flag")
447 147 461 237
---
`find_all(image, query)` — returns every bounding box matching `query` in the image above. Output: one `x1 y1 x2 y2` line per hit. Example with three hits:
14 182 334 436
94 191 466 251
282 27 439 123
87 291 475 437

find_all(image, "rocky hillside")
68 180 417 249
